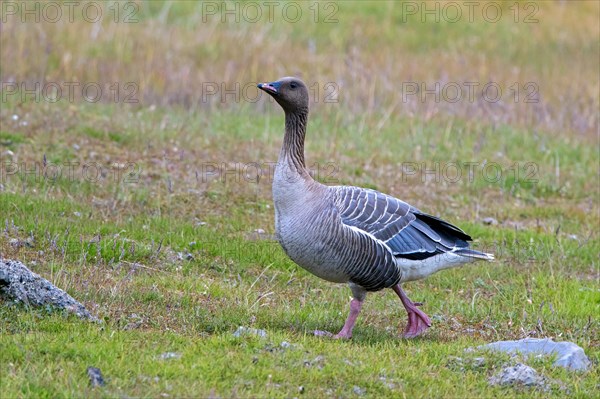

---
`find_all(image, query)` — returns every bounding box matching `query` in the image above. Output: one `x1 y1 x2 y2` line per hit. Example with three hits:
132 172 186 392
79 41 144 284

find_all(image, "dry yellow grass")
1 1 598 136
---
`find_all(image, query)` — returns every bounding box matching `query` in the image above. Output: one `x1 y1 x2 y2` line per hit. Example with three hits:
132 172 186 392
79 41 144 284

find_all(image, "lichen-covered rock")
489 363 550 390
0 258 99 321
482 338 591 371
232 326 267 338
87 366 106 387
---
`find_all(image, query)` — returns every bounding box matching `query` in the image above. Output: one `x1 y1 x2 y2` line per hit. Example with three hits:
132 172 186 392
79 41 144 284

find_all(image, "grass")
1 1 599 397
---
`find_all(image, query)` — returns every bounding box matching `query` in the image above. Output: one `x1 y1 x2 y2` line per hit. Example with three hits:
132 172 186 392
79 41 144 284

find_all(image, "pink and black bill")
257 81 281 95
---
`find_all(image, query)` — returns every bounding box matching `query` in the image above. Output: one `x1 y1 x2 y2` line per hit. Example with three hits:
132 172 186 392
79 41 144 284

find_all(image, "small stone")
233 326 267 338
353 386 366 396
298 385 305 394
87 366 106 387
176 252 194 261
379 375 396 389
482 217 498 225
280 341 292 348
489 363 548 390
472 357 486 367
158 352 181 360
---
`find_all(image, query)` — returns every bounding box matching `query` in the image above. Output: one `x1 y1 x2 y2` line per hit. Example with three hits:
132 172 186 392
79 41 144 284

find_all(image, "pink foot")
313 297 363 340
403 306 432 338
393 284 432 338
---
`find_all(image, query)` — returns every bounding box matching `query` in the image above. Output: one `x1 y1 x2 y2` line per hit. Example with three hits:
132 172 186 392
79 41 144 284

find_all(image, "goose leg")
392 284 431 338
314 297 363 339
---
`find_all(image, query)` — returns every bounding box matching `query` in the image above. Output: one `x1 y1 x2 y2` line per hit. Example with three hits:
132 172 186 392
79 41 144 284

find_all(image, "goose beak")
257 81 280 94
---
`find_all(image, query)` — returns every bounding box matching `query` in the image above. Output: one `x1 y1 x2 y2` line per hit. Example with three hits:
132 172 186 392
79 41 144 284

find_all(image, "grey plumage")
258 77 494 339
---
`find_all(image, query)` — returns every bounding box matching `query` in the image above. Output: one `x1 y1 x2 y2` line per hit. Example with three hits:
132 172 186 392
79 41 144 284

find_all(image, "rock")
352 385 366 396
0 258 99 322
472 357 486 367
158 352 182 360
482 217 498 225
232 326 267 338
176 252 194 261
378 375 397 389
280 341 292 349
303 355 325 369
488 363 549 390
87 366 106 387
482 338 591 371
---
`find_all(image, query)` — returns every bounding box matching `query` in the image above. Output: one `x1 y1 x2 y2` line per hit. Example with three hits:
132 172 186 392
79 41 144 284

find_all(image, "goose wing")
332 186 472 260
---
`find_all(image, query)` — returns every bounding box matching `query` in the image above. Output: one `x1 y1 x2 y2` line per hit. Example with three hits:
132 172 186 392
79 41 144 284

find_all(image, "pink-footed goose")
257 77 494 339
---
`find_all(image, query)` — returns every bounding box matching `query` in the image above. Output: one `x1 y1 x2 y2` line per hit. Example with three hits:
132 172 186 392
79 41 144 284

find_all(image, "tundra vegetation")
0 1 598 397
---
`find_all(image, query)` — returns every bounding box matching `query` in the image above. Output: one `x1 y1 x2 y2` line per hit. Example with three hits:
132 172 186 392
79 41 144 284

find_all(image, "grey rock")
303 355 326 369
87 366 106 387
353 386 366 396
0 258 99 321
232 326 267 338
483 338 591 371
482 217 498 225
489 363 549 390
488 363 556 392
158 352 182 360
472 357 486 367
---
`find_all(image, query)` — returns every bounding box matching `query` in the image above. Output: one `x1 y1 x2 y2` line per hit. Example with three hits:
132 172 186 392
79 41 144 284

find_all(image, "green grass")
1 105 598 397
1 1 599 397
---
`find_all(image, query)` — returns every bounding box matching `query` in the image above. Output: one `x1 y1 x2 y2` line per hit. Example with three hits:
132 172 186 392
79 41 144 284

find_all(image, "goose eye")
290 82 297 89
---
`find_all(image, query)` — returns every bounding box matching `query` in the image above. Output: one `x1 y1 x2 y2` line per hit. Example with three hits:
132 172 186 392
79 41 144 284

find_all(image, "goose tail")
454 248 495 261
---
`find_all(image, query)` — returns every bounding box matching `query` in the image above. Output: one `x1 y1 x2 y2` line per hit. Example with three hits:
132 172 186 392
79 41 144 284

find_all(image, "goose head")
258 77 309 114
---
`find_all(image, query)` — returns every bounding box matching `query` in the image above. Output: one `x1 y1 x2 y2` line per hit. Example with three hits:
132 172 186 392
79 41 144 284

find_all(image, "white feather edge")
344 223 495 283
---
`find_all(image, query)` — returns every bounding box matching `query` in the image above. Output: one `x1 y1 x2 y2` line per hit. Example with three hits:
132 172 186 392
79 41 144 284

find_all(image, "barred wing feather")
333 186 472 260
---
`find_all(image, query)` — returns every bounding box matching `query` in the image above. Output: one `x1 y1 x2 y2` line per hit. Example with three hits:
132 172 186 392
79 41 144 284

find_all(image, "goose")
257 77 494 339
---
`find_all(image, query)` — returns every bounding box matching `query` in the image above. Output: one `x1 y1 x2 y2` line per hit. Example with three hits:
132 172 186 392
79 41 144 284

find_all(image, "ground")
0 1 598 397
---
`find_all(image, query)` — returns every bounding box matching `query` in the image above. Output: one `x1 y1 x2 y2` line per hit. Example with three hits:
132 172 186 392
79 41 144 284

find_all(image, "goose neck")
280 111 309 176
